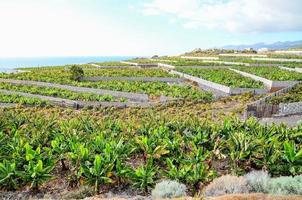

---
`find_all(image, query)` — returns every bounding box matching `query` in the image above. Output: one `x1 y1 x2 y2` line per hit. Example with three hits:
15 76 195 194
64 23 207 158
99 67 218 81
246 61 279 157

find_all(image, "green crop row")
282 63 302 68
233 66 302 81
268 83 302 104
0 93 48 106
0 82 116 102
16 64 95 71
175 67 264 88
0 109 301 194
83 68 177 78
76 80 213 101
269 54 302 59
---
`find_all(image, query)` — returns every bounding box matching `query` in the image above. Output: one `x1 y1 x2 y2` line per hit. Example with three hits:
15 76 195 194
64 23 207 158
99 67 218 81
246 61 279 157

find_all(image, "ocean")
0 56 134 72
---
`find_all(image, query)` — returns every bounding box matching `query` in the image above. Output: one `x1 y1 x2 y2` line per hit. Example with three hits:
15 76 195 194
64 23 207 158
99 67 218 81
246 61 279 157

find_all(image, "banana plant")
130 159 157 193
283 141 302 175
135 136 169 162
67 142 89 187
0 160 19 190
51 136 68 171
165 158 191 182
251 137 281 172
82 155 113 194
114 159 131 185
24 160 54 192
226 131 255 174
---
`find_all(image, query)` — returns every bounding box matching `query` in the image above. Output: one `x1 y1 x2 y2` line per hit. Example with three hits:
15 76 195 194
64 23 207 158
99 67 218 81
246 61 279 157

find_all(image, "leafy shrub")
205 175 249 197
70 65 84 81
130 160 157 193
152 180 186 199
0 160 19 190
244 170 270 193
263 175 302 195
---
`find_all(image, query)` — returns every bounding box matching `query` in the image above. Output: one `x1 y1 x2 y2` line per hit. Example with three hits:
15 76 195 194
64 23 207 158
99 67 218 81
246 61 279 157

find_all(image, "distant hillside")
222 40 302 50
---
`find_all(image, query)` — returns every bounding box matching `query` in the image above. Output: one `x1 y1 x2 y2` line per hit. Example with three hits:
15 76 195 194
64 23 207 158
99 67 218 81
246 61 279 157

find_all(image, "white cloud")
142 0 302 33
0 0 166 57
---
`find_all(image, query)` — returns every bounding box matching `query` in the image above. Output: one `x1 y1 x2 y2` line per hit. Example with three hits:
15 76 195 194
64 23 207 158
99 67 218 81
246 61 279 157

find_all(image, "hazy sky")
0 0 301 57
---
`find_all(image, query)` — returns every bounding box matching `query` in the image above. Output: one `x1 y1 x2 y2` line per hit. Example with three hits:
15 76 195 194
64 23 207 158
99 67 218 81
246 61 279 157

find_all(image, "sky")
0 0 301 57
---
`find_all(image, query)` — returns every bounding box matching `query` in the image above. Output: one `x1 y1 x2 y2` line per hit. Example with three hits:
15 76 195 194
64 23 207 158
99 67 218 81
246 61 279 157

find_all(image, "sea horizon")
0 56 136 72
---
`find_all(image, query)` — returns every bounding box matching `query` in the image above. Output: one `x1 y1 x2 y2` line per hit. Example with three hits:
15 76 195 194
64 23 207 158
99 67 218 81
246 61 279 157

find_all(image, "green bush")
70 65 84 81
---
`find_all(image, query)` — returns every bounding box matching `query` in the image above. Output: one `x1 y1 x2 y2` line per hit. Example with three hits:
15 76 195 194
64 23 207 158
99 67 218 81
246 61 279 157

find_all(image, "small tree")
70 65 84 81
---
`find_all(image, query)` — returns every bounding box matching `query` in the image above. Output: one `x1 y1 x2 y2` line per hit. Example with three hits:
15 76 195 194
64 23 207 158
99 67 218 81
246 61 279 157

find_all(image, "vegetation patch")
233 66 302 81
0 68 211 100
0 92 48 106
0 107 301 196
0 82 116 102
267 83 302 104
176 67 264 88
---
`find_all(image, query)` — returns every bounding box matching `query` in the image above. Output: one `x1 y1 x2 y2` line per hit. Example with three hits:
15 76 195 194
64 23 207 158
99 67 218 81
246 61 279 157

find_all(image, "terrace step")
0 78 150 102
169 69 267 95
229 68 298 91
0 89 157 108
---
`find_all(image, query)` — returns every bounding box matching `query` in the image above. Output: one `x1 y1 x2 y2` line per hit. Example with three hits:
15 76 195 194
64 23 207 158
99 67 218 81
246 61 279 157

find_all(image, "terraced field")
175 67 264 88
0 65 213 103
233 66 302 81
268 83 302 104
0 92 48 106
0 82 117 102
1 57 302 199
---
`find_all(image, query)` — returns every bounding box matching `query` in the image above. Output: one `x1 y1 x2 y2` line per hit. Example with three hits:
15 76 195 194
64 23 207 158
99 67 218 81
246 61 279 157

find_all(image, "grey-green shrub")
204 175 249 197
152 180 186 199
264 175 302 195
244 170 270 193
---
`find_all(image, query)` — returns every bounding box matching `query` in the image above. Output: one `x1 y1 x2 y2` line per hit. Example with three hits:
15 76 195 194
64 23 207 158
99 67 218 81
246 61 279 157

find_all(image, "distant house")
258 48 269 53
244 48 253 51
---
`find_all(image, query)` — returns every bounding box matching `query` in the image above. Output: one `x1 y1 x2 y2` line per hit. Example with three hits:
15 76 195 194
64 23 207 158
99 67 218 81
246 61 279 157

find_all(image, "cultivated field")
1 50 302 199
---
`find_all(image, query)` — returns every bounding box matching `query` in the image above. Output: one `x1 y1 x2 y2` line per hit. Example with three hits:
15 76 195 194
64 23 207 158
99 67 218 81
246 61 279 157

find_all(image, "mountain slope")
222 40 302 50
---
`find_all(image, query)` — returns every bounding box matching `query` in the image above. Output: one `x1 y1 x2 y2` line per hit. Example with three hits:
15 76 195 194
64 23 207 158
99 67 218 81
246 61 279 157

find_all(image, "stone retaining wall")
219 53 267 57
202 60 250 66
89 64 134 69
230 68 297 91
175 66 230 69
120 61 138 66
249 64 284 67
252 58 302 62
158 63 175 69
279 66 302 73
0 103 17 108
180 56 219 60
245 82 300 118
279 102 302 116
